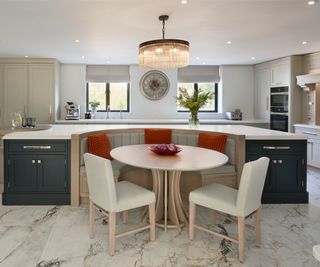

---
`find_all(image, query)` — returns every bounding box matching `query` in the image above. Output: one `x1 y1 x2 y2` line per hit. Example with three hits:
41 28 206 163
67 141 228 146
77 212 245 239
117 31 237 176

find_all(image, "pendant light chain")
162 18 166 40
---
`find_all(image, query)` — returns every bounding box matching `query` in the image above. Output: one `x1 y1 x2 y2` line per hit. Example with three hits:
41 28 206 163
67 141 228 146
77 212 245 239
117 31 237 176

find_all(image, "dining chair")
189 157 269 262
84 153 156 256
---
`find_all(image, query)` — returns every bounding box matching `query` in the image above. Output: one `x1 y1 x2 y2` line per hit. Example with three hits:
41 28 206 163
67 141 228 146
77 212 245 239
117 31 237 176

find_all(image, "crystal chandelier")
139 15 190 69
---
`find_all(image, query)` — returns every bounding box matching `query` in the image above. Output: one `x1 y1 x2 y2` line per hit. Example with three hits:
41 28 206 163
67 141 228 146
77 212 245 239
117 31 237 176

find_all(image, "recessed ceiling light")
196 56 200 60
202 62 206 65
24 55 28 58
106 61 111 64
181 0 188 4
81 56 85 59
74 39 80 43
302 41 308 45
227 41 232 45
308 1 315 5
251 57 255 60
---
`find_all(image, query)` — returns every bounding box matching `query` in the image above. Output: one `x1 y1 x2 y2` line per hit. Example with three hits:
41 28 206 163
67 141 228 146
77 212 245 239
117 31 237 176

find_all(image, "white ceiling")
0 0 319 65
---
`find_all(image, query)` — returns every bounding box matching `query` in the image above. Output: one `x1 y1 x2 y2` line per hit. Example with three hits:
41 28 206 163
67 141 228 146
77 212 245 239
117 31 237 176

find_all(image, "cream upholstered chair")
84 153 156 256
189 157 269 262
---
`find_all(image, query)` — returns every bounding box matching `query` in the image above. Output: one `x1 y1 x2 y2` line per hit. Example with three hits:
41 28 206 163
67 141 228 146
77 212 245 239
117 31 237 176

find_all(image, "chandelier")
139 15 190 69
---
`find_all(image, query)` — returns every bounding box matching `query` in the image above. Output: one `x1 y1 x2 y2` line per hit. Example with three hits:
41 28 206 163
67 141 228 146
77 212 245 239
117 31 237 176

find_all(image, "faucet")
106 105 110 119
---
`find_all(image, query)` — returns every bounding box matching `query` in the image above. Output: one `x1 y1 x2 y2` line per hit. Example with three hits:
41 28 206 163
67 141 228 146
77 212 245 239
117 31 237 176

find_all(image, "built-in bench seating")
70 128 245 206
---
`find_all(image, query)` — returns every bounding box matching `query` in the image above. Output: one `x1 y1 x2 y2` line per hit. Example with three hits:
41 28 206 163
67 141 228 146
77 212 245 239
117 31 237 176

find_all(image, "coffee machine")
65 102 80 120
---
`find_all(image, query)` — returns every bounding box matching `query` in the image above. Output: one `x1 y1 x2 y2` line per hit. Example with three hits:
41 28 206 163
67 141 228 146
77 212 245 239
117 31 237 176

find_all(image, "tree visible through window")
177 83 218 112
87 82 130 112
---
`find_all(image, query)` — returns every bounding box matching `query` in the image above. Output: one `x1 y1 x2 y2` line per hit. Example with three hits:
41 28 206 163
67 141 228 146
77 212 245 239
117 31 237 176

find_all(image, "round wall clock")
139 70 170 100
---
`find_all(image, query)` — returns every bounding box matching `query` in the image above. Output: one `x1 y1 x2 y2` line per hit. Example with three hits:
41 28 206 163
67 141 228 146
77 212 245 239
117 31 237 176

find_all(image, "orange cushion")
197 132 228 153
144 128 172 144
87 133 112 160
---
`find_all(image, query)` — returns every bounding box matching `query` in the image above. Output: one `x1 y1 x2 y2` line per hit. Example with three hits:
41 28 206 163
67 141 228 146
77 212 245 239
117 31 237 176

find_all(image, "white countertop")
2 124 306 140
294 123 320 130
55 119 269 124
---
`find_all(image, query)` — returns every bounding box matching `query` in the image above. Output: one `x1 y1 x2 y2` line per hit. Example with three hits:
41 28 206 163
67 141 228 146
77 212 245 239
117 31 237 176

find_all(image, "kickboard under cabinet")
3 140 71 205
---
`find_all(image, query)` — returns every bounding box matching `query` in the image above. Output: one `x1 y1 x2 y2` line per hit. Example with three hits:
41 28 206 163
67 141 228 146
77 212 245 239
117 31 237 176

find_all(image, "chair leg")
254 207 261 247
189 201 196 240
149 202 156 241
212 210 217 225
108 212 116 256
89 200 94 239
122 210 128 224
238 216 245 263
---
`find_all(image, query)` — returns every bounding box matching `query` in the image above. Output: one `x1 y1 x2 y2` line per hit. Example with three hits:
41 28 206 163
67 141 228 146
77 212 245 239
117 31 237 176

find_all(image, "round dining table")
110 144 228 232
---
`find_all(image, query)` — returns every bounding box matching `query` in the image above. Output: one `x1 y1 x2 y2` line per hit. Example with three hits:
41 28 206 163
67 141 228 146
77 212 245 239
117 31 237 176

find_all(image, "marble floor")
1 169 320 267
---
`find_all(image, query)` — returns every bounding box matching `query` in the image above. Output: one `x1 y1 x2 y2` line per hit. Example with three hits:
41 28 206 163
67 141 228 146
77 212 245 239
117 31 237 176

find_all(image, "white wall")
59 64 255 120
220 65 255 120
60 64 86 119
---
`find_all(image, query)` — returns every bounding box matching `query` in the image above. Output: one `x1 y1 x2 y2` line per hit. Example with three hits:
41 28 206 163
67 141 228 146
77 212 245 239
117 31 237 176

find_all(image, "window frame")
177 82 218 113
86 82 130 112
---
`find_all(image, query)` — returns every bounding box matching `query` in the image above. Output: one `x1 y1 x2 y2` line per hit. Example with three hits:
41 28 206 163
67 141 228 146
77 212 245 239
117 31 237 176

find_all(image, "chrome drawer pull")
302 131 317 136
263 146 291 150
23 145 51 150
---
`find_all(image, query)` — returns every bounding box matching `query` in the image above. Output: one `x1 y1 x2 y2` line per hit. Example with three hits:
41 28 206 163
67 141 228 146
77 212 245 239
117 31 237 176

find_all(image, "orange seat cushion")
87 133 112 160
144 128 172 144
197 132 228 153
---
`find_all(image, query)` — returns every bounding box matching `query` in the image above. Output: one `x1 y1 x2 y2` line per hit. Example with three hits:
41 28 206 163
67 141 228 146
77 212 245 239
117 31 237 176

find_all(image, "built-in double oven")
270 86 288 132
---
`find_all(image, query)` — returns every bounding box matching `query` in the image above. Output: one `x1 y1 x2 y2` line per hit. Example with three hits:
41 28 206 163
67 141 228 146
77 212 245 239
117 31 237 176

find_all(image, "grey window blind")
86 65 130 82
178 65 220 83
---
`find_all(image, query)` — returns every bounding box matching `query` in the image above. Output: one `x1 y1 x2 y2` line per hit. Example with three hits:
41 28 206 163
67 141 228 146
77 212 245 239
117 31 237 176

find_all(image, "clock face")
140 71 170 100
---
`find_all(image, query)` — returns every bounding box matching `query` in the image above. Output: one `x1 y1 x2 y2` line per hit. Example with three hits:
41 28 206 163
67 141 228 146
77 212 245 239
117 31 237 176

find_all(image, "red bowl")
148 144 183 155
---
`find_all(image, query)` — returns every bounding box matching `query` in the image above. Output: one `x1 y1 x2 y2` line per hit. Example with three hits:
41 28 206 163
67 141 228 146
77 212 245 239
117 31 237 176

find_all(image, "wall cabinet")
3 140 70 205
246 140 308 203
271 64 290 86
294 125 320 168
0 59 59 126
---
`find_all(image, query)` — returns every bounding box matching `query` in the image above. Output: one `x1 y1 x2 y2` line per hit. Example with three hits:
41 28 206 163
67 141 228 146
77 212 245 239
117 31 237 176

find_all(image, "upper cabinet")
0 59 60 126
271 64 290 86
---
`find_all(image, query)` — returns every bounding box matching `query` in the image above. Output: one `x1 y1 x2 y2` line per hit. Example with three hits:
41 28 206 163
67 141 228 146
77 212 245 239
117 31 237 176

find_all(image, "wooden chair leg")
212 210 217 225
189 201 196 240
238 216 245 263
108 212 116 256
89 200 94 239
254 207 261 247
149 202 156 241
122 210 128 224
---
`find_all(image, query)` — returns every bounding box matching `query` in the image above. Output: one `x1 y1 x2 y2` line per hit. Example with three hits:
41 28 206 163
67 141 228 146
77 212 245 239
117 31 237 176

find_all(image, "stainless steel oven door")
270 113 288 132
270 93 288 107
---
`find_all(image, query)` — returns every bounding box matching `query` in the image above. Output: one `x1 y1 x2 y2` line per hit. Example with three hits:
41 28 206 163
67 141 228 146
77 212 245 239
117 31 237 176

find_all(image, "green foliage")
177 87 213 115
89 100 100 108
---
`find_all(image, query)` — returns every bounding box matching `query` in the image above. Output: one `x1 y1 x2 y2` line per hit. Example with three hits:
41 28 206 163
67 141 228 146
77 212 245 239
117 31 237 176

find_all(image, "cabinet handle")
278 160 282 164
23 145 51 150
32 160 36 164
302 131 317 136
272 160 277 164
263 146 291 150
266 96 269 111
49 104 52 121
37 160 42 164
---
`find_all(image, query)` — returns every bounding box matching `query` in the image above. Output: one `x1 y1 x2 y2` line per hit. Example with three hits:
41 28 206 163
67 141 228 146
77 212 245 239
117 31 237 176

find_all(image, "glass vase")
188 113 199 128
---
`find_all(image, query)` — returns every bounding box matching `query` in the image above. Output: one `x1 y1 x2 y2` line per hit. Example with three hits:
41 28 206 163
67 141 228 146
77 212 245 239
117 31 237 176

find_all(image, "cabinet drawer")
246 140 306 153
294 127 320 139
7 141 67 153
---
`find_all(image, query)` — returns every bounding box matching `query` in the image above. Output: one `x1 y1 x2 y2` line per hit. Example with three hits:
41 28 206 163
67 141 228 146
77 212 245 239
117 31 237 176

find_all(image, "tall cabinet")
0 59 60 126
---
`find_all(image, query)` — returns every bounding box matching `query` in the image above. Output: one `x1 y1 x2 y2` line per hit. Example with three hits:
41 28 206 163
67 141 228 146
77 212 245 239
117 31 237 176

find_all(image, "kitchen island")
1 124 308 206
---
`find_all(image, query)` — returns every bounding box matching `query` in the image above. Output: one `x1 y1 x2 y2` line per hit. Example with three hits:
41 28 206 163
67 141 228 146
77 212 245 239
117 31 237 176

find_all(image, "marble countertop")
2 124 306 140
294 123 320 130
56 118 269 124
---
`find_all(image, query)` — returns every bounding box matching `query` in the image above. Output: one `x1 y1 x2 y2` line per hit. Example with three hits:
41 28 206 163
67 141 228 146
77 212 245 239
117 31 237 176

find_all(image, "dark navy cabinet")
3 140 70 205
246 140 308 204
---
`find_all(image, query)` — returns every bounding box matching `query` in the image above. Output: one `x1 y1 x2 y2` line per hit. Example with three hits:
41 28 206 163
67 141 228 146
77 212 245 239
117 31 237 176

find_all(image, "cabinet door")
271 64 289 86
0 64 4 126
0 136 4 193
28 64 54 124
37 154 67 192
3 64 28 126
274 154 304 192
8 155 37 192
255 68 270 120
309 140 320 168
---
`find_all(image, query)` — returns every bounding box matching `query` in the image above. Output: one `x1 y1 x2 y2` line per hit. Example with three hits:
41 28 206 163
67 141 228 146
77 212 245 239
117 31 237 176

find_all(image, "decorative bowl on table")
148 144 183 155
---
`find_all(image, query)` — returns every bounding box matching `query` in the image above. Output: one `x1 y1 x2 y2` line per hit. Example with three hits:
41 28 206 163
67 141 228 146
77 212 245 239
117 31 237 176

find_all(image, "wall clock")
139 70 170 100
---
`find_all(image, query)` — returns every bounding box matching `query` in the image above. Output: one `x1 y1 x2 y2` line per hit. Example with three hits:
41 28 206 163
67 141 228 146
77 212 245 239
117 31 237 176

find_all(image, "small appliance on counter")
65 102 80 120
226 109 242 120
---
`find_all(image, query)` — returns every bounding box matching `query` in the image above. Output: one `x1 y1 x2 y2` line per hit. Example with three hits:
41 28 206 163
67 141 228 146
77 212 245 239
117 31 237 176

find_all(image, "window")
177 82 218 112
86 82 130 112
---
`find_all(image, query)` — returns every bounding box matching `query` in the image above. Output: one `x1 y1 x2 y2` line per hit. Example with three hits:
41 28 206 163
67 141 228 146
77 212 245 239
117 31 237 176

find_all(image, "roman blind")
86 65 130 82
178 65 220 83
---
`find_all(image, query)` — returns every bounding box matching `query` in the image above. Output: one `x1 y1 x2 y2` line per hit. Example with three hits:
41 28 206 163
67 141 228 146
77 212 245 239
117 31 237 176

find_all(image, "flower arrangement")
177 87 213 127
